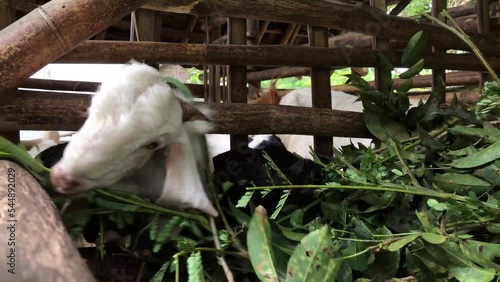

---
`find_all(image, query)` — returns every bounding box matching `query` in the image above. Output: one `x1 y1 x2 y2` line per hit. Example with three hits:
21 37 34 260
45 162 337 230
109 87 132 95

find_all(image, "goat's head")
51 62 186 193
248 79 287 105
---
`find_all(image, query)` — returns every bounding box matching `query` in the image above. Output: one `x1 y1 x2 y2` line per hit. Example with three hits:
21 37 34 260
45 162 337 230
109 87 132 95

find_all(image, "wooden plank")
309 25 333 158
477 0 491 85
228 18 248 149
56 41 500 72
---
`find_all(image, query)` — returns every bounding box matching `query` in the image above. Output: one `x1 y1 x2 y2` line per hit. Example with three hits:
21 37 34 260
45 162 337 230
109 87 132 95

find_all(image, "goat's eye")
145 142 159 150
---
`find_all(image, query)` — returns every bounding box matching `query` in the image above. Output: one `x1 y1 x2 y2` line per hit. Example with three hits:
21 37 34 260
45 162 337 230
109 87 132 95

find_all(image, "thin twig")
389 139 420 187
209 217 235 282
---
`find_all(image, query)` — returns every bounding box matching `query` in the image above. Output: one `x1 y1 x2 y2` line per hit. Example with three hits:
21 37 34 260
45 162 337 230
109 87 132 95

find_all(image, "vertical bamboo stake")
0 0 149 90
370 0 392 93
431 0 447 104
247 19 260 99
228 18 248 150
135 8 162 69
477 0 491 85
308 25 333 158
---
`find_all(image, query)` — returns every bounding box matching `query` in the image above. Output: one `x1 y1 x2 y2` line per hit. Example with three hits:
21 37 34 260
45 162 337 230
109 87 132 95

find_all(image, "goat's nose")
50 165 80 193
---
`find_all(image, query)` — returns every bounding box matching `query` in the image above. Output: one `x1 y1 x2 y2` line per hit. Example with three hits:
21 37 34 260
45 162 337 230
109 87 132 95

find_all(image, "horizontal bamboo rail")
0 90 371 138
55 41 500 72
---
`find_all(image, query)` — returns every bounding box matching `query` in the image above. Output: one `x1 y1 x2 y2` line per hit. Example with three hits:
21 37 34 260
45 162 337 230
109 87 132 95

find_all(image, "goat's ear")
155 129 218 217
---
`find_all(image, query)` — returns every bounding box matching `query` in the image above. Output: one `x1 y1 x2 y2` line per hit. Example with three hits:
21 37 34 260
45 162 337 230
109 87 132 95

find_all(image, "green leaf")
401 31 427 65
399 58 425 79
247 206 279 282
395 78 413 94
362 102 411 141
386 234 420 251
150 260 172 282
472 162 500 185
187 252 205 282
164 76 195 102
452 141 500 169
276 224 306 242
0 136 50 186
427 199 448 211
421 233 447 244
286 225 338 282
433 173 492 195
449 266 495 282
94 198 141 211
459 241 500 271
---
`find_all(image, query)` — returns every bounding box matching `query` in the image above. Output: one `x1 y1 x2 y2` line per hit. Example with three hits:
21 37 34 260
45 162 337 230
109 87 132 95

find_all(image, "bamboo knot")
36 6 71 52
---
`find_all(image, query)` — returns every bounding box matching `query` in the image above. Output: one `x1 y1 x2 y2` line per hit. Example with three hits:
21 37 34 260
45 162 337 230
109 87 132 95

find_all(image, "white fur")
51 62 218 216
276 89 425 159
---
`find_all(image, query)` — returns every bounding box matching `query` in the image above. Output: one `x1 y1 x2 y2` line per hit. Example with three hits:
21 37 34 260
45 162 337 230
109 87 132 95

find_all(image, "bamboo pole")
143 0 500 56
0 0 149 90
55 41 500 72
0 90 370 138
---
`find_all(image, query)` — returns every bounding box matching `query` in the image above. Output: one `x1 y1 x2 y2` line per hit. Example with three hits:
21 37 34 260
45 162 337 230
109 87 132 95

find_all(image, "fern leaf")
270 189 291 220
187 252 205 282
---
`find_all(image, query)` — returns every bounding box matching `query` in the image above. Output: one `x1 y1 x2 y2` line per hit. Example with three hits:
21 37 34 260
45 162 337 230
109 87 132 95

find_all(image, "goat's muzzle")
50 165 81 194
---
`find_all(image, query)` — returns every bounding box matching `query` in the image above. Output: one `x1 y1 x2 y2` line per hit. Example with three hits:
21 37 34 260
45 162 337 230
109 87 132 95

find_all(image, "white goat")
50 61 218 217
277 89 371 159
250 87 426 159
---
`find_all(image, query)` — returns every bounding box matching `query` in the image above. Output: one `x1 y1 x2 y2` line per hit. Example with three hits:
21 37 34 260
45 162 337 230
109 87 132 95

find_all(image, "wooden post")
0 0 15 29
0 0 19 143
477 0 491 86
246 19 260 98
228 18 248 150
207 21 223 103
135 8 162 69
308 26 333 158
0 0 149 90
431 0 447 104
370 0 392 93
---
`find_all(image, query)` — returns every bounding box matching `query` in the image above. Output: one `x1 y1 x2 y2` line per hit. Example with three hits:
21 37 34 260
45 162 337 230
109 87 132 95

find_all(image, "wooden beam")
247 67 310 81
0 90 371 138
228 18 248 149
0 0 149 90
56 41 500 72
142 0 500 56
309 25 333 157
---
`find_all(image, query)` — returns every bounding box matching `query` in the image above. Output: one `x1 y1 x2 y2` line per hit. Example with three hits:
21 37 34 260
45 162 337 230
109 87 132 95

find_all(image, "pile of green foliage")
0 17 499 282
